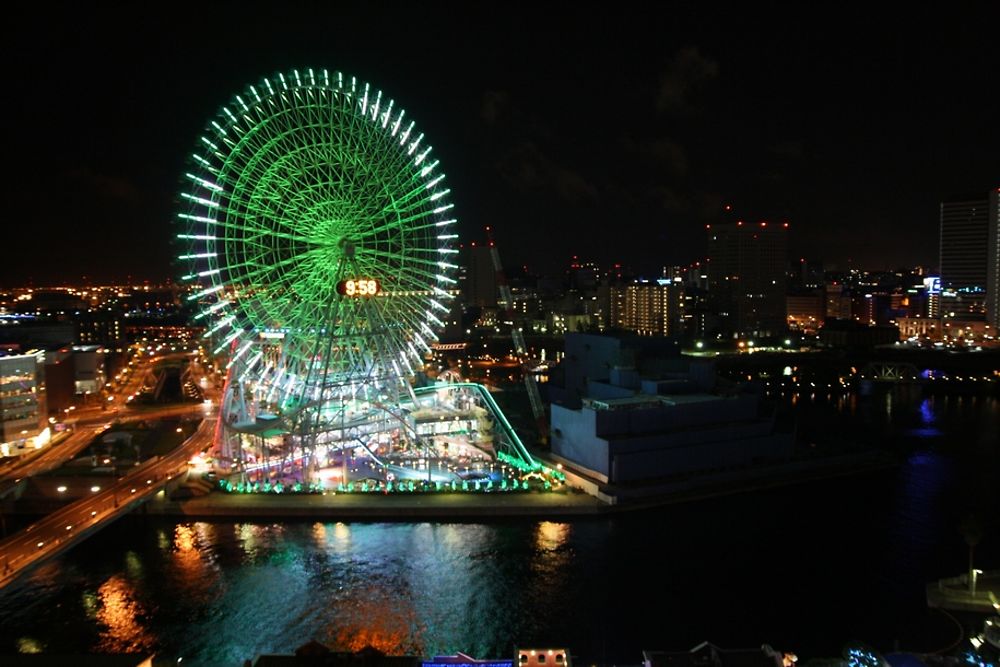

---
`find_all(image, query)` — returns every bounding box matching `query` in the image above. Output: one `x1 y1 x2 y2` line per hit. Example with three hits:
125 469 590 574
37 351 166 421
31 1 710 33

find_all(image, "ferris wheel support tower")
484 226 547 442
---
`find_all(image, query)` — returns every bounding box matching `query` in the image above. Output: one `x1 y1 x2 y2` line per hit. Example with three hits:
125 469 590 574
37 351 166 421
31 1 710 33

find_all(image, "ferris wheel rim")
176 68 458 382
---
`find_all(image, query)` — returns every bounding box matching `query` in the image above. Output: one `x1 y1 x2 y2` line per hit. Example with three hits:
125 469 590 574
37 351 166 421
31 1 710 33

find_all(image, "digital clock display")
336 278 381 297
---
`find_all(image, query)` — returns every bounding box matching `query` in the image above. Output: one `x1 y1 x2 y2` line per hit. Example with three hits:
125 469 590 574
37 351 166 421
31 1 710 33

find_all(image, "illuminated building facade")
609 282 684 336
0 349 49 457
75 310 123 347
71 344 106 395
923 276 942 318
516 649 571 667
706 222 788 337
785 291 824 333
896 316 993 344
896 316 939 340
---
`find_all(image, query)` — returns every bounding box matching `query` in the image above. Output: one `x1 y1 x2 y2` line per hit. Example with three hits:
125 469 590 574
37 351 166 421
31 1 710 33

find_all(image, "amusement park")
176 68 563 495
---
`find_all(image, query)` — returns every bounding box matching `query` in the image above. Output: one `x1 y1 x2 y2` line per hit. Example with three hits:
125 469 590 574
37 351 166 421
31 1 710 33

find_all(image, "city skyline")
1 5 999 656
5 3 999 286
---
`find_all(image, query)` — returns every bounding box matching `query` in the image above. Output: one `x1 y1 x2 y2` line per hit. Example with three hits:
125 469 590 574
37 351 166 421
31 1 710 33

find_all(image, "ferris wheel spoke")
178 69 463 465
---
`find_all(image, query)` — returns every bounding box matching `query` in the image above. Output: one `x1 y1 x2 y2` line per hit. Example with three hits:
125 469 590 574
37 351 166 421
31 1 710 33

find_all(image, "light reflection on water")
0 391 996 665
95 575 155 653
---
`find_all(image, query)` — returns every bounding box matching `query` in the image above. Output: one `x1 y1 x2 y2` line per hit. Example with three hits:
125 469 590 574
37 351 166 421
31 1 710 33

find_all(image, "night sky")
5 2 999 285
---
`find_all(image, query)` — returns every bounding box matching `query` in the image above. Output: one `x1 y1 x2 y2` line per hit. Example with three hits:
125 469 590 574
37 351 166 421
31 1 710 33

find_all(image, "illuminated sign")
336 278 381 297
923 276 941 295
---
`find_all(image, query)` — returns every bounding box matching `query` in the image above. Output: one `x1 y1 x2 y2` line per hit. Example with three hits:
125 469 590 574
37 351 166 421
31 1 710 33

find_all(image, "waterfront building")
547 332 685 409
426 653 514 667
817 320 898 348
0 347 49 457
516 649 571 667
251 644 419 667
643 642 785 667
896 315 995 344
940 316 993 343
706 221 788 337
896 316 940 341
547 333 791 484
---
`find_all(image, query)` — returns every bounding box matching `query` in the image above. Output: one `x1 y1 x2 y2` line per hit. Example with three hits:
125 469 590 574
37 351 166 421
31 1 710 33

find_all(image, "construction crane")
485 226 547 441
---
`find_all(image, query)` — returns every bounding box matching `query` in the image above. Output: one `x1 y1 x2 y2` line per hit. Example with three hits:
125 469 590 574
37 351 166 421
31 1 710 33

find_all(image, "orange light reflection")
95 575 155 653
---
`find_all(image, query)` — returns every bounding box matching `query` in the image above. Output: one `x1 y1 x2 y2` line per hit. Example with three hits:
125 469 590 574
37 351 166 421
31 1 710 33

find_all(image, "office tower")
940 193 989 316
987 188 1000 325
706 221 788 337
463 243 497 308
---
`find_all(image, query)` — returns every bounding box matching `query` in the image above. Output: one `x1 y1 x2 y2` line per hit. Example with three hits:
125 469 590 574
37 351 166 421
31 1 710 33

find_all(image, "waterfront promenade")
139 446 895 521
147 487 608 519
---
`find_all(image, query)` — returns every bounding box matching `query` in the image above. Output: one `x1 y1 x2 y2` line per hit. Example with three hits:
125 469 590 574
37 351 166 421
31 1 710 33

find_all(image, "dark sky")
5 2 999 285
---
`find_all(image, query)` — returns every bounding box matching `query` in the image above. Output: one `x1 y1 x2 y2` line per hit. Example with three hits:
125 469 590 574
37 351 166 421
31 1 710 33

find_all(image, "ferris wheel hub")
338 238 356 259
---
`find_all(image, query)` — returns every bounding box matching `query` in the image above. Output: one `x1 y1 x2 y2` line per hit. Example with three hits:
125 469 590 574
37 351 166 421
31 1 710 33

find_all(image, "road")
0 350 217 495
0 402 214 497
0 418 216 590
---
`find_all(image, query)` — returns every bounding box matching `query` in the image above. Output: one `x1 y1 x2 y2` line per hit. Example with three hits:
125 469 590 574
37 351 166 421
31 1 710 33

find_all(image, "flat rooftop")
586 393 723 411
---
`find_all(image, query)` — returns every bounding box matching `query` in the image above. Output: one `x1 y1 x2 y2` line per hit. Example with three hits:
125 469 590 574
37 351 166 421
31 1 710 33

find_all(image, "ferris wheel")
177 69 458 434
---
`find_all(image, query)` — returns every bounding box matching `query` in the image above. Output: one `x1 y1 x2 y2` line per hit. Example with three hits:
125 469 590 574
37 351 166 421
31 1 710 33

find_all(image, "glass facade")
0 352 47 456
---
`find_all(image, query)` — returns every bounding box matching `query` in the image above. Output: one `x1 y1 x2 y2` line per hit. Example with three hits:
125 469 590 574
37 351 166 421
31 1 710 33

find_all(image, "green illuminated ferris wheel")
177 68 458 430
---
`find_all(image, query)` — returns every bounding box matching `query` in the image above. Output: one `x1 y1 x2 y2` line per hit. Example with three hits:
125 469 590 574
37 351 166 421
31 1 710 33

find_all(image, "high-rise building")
706 221 788 337
609 282 684 337
463 243 497 308
940 193 989 315
986 188 1000 326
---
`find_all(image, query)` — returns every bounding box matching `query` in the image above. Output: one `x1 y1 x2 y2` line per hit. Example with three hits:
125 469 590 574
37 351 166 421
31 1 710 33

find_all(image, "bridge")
0 402 214 501
858 361 923 383
0 418 216 590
